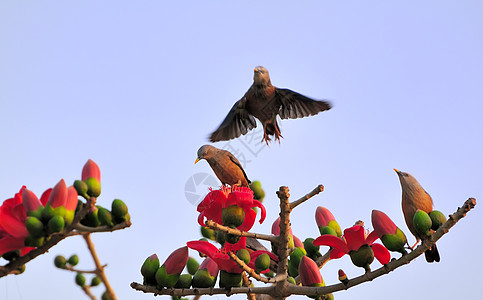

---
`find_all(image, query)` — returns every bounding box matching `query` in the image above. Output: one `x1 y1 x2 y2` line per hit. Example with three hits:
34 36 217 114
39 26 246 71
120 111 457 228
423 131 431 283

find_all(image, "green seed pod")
174 274 192 289
98 207 114 226
74 180 89 199
192 269 216 288
200 226 216 240
219 270 242 288
221 205 245 227
289 247 307 269
111 199 128 222
303 238 320 256
141 254 160 285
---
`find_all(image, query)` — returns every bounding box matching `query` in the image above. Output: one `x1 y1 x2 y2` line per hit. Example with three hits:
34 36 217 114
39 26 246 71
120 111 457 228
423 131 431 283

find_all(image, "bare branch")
289 185 324 210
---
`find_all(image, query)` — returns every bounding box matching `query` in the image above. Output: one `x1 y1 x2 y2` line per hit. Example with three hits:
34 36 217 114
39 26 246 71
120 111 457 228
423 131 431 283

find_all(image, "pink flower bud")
298 256 323 286
199 257 219 277
82 159 101 183
48 179 68 208
271 217 293 236
22 188 42 212
315 206 335 227
65 186 78 211
164 246 189 275
371 210 398 237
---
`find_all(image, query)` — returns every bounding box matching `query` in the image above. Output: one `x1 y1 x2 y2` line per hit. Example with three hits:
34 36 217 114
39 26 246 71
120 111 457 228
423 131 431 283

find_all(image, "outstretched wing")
209 98 257 142
276 88 332 119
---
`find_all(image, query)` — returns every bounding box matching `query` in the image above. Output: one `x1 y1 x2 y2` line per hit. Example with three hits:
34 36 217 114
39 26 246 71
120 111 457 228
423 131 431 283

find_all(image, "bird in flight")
209 66 332 145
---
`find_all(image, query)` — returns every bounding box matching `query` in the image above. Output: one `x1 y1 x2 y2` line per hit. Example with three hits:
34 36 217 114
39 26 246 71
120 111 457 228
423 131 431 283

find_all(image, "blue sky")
1 1 482 299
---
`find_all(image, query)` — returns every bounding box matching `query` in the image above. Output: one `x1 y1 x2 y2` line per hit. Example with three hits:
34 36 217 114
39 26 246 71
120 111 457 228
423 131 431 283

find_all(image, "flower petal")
22 188 42 212
314 235 349 254
0 236 26 256
163 246 188 275
47 179 67 208
343 225 365 252
329 247 347 259
65 186 79 211
199 257 219 277
238 208 256 231
372 243 391 265
82 159 101 182
252 200 266 224
365 230 379 245
187 240 219 260
0 202 28 238
40 188 51 206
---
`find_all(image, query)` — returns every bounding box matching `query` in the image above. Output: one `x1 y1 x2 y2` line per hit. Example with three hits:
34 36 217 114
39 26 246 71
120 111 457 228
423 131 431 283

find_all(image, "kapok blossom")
82 159 101 182
197 186 266 231
46 179 78 211
0 187 34 256
314 224 390 271
298 256 324 287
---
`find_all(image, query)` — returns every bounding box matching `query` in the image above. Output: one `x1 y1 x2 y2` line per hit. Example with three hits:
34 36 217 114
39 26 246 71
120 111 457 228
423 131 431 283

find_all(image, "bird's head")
394 169 424 192
196 145 215 163
253 66 271 85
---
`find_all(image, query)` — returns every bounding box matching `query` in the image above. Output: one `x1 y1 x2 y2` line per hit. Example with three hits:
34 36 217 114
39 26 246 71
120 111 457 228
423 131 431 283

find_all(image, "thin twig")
205 220 277 243
74 221 131 233
81 285 97 300
60 264 108 275
242 272 257 300
83 234 117 300
289 185 324 210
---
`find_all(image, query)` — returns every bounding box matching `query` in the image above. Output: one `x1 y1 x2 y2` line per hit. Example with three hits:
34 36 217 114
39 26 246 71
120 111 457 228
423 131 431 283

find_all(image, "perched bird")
394 169 440 263
195 145 250 187
209 66 332 145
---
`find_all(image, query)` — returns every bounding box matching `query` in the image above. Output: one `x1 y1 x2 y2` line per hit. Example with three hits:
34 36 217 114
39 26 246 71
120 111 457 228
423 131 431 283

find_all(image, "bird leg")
410 240 420 250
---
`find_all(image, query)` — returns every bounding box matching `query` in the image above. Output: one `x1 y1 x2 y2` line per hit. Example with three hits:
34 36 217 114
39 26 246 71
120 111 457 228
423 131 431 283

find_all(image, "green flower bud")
68 254 80 266
224 225 241 244
175 274 192 289
429 210 446 231
249 181 265 202
200 226 216 240
236 248 251 265
91 276 102 287
47 215 65 234
98 207 114 226
54 255 67 268
75 273 86 287
25 216 45 238
287 276 296 285
85 177 101 197
101 291 113 300
155 265 180 288
319 225 337 237
413 210 432 237
186 257 200 276
289 247 307 269
303 238 320 256
192 269 216 288
141 254 160 285
26 206 44 220
381 228 407 254
255 253 270 273
111 199 128 223
81 207 100 227
219 270 242 288
74 180 89 199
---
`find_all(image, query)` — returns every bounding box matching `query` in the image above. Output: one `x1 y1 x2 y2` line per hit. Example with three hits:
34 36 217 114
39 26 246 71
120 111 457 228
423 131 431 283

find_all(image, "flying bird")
195 145 250 187
209 66 332 145
394 169 440 263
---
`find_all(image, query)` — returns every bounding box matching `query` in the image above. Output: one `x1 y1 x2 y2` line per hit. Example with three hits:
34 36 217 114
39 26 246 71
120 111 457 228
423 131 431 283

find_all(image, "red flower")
82 159 101 182
0 187 34 256
314 225 390 271
298 256 323 287
197 186 266 231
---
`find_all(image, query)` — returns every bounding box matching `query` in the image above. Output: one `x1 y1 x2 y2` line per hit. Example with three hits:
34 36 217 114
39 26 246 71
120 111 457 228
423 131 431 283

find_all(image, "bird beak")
254 68 258 72
195 157 200 164
394 168 401 174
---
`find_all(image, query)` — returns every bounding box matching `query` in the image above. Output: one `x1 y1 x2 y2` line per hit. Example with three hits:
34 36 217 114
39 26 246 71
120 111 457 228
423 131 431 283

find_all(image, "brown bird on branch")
195 145 250 187
394 169 440 263
209 66 332 145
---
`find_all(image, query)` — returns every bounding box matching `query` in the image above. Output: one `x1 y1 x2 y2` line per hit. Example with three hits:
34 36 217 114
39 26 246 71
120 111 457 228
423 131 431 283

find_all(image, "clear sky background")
1 1 482 299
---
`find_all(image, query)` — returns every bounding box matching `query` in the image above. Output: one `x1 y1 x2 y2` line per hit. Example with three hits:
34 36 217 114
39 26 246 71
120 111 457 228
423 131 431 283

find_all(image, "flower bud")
22 188 43 216
82 159 101 182
25 216 45 238
141 254 160 285
156 246 188 288
413 210 432 237
175 274 192 289
338 269 348 285
349 244 374 272
298 256 324 287
111 199 128 223
315 206 342 237
222 205 245 227
186 257 200 276
54 255 67 268
429 210 446 231
68 254 79 266
254 253 270 273
75 273 86 287
219 270 243 288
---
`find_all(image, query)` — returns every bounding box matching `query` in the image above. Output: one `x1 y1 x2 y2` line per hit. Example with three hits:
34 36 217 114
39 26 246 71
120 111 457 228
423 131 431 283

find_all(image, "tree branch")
289 185 324 210
83 233 117 300
227 252 276 284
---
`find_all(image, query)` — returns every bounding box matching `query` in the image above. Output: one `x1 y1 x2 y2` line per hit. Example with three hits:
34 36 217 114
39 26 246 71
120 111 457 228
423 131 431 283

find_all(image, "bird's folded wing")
209 98 257 142
227 152 251 184
276 88 332 119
